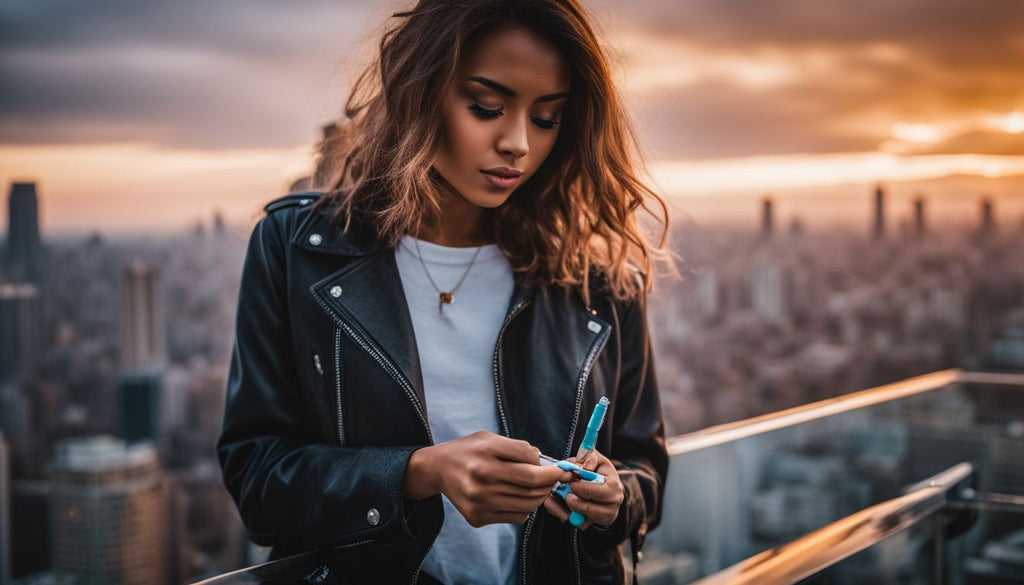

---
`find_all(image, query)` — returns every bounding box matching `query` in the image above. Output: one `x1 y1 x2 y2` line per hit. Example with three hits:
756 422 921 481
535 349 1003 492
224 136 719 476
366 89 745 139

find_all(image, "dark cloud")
634 78 881 159
3 0 1024 156
0 0 388 149
621 1 1024 159
595 0 1024 68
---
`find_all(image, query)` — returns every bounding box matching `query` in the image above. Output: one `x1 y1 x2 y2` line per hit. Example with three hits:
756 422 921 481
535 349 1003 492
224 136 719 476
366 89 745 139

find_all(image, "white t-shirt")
394 235 518 585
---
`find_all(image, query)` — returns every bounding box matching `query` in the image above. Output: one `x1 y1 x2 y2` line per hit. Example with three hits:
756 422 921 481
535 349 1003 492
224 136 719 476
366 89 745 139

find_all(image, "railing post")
932 515 945 585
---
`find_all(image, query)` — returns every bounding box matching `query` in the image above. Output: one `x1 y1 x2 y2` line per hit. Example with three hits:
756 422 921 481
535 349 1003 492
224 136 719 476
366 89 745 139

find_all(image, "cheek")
530 131 560 166
444 112 486 160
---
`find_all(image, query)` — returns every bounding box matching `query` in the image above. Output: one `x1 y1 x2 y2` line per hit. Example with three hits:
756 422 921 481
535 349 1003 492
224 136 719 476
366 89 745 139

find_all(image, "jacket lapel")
310 250 427 421
500 289 611 457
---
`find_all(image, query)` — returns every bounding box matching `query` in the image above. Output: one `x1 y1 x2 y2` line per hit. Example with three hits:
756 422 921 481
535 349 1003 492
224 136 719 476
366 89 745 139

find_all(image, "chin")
464 190 515 209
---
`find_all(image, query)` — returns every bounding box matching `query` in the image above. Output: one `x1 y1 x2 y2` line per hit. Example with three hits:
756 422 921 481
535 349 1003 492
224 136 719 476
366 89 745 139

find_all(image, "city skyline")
2 0 1024 233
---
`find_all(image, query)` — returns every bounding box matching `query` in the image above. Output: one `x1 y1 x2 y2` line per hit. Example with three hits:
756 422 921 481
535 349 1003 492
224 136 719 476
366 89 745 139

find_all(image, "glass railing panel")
812 506 1024 585
807 518 939 585
642 372 1024 583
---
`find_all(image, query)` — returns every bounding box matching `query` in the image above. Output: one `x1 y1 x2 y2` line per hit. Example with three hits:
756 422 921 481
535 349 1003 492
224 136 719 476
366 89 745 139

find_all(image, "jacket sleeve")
217 213 435 550
586 292 668 553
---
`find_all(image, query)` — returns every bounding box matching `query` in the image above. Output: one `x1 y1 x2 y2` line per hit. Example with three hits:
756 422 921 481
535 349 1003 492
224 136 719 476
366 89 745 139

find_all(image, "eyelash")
467 103 559 130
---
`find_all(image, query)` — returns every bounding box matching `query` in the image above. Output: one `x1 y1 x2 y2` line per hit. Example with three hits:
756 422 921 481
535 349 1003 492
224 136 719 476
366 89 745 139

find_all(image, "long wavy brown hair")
314 0 672 304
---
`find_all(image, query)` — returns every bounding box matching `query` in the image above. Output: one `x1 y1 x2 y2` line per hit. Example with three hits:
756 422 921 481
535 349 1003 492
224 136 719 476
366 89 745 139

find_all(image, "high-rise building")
11 479 51 577
873 186 885 240
750 263 789 324
695 272 722 325
118 372 162 444
1 431 10 585
4 182 44 283
913 197 926 238
120 260 165 371
980 197 995 232
761 197 774 239
0 283 42 383
51 436 165 585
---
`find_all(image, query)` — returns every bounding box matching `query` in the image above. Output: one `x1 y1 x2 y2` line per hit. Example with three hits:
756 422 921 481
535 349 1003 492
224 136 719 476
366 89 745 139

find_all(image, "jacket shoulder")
262 191 323 214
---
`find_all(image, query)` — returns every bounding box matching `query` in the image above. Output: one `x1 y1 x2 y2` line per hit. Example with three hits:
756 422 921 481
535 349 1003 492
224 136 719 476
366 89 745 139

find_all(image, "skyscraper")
120 260 165 371
0 283 41 383
0 431 10 585
913 197 926 238
119 372 161 444
980 197 995 232
4 182 43 283
761 197 774 239
51 437 165 585
873 186 885 240
750 263 789 324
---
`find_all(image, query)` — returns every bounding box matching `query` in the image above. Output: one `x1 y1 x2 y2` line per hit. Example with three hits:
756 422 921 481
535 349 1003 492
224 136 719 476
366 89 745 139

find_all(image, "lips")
480 167 523 189
482 167 523 179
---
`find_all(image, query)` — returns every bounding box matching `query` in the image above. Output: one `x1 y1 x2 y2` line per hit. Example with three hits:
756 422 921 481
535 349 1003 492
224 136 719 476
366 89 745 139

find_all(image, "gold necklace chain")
413 238 484 314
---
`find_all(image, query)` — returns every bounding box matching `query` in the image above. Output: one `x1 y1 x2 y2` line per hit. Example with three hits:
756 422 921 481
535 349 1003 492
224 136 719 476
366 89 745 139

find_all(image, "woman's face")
433 27 570 210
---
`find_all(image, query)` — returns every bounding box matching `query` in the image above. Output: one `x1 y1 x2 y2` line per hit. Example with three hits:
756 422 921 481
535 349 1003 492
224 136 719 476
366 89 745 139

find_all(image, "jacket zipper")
512 309 610 585
489 293 535 584
493 296 531 436
333 327 345 445
565 323 611 585
409 296 531 585
312 291 433 443
313 290 438 585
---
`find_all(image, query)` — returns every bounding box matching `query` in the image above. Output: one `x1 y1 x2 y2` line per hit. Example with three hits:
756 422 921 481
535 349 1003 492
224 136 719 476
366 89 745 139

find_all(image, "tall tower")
0 431 9 585
119 260 165 371
51 437 164 585
761 197 774 239
913 197 926 238
4 182 43 283
0 283 41 383
980 197 995 233
873 185 885 240
749 263 789 324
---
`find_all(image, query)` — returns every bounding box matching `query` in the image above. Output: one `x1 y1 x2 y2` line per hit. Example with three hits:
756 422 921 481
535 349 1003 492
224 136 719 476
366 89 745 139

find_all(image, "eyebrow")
467 76 568 103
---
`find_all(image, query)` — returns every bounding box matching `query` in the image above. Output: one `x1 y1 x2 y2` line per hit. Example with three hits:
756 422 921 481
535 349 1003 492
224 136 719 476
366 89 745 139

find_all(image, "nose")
497 113 529 160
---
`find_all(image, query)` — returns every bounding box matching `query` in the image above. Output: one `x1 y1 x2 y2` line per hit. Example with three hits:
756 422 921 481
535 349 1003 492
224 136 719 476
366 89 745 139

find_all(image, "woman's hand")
404 431 573 527
542 449 624 530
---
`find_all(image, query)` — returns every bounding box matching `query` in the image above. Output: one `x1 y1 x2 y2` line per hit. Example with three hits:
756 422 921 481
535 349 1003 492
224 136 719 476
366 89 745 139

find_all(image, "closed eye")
468 102 502 120
531 116 559 130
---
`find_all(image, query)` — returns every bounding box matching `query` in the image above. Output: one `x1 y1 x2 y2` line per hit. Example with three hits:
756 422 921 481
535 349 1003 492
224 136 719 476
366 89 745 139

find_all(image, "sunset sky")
3 0 1024 233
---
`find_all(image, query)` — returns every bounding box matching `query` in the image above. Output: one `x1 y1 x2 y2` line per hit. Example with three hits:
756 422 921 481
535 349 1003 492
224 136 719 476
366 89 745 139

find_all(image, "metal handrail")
691 463 975 585
192 548 333 585
668 369 984 456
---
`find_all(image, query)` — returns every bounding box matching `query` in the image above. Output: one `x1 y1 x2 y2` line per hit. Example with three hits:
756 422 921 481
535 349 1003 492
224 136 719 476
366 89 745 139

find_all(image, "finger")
492 482 563 500
565 493 616 527
499 462 573 489
489 436 543 464
567 480 622 503
592 455 617 476
581 450 611 471
543 496 569 522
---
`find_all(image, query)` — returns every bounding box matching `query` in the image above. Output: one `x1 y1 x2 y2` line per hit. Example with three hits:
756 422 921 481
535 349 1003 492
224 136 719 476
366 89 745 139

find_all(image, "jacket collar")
292 202 382 257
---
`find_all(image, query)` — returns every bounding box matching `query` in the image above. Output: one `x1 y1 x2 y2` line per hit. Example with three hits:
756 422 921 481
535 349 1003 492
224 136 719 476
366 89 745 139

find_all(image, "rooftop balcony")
195 369 1024 584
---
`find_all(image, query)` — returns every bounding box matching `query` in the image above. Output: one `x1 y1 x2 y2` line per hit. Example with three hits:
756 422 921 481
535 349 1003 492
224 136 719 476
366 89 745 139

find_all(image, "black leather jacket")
217 192 668 585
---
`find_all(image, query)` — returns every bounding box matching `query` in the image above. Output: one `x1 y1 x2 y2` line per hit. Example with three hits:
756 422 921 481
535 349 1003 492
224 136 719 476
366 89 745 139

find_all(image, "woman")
218 1 670 583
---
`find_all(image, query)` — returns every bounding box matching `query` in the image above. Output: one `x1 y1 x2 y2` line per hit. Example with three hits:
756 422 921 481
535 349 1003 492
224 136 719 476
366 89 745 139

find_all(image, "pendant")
438 291 454 313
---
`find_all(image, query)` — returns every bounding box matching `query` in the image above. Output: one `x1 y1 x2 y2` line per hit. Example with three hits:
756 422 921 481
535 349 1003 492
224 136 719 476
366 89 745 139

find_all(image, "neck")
414 192 491 247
